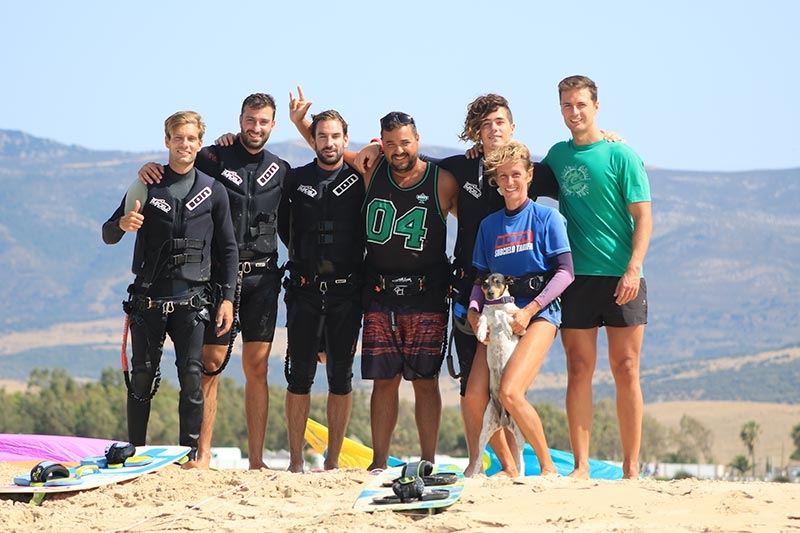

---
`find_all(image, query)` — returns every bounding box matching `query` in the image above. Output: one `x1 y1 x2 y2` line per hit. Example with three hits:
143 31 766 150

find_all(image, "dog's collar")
485 295 515 305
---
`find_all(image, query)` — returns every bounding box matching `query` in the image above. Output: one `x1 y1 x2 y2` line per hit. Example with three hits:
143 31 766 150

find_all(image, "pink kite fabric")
0 434 116 462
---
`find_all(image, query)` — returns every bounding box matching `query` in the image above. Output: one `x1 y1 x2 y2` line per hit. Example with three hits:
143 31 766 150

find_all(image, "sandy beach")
2 462 799 533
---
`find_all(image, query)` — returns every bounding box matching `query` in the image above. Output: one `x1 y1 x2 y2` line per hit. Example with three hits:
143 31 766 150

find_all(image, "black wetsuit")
195 142 290 343
103 167 237 457
278 161 364 394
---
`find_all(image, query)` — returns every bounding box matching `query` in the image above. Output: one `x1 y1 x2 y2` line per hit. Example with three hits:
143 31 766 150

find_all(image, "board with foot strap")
0 445 191 496
353 461 465 514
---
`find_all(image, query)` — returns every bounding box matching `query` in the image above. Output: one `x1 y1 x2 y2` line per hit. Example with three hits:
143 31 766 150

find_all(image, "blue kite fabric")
485 445 623 479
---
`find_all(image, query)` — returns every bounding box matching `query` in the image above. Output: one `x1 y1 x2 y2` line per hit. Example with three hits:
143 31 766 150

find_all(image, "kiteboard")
352 462 465 514
1 445 191 495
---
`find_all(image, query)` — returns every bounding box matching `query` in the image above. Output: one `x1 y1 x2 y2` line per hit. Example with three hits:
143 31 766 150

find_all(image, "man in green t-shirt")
542 75 652 480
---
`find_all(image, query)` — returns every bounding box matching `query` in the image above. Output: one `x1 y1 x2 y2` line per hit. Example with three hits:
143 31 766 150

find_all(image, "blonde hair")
164 111 206 140
483 140 533 186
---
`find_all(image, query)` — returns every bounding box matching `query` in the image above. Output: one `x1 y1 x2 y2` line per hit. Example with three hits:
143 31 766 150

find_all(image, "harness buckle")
163 301 175 314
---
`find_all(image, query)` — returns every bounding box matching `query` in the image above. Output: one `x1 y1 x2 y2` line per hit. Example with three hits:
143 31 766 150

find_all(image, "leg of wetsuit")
168 306 208 459
126 309 166 446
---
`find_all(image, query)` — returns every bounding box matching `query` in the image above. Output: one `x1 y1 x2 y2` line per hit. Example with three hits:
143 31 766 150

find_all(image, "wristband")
369 137 383 153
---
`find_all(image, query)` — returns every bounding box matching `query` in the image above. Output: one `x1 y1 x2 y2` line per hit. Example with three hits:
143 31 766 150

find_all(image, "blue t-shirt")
473 201 570 323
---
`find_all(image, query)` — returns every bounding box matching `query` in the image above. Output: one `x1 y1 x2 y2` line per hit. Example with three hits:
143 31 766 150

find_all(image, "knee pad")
131 370 156 397
179 362 203 395
328 382 353 396
286 377 313 395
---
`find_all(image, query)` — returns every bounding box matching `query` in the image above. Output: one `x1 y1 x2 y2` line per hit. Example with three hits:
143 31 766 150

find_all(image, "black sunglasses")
380 111 415 130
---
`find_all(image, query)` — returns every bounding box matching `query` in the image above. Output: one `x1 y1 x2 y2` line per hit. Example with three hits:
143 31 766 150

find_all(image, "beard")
316 148 343 167
240 130 269 151
388 153 417 173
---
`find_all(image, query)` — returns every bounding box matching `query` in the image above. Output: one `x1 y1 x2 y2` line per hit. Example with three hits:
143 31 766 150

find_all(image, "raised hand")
119 200 144 232
289 85 313 126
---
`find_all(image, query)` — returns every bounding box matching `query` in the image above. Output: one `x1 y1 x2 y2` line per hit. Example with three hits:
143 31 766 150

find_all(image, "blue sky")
3 1 796 172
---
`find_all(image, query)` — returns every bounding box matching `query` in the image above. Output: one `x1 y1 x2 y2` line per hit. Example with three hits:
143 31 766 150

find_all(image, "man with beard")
278 110 364 472
354 111 459 470
138 94 290 469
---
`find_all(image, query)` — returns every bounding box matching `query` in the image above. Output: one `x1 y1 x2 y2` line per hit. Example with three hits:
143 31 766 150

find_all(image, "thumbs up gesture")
119 200 144 232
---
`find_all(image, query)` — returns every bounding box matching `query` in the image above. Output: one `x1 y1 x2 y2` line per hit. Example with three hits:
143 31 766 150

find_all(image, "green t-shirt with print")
542 139 650 277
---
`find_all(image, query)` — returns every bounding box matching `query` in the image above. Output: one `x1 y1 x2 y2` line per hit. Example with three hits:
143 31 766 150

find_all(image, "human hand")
355 142 381 173
467 308 488 344
465 143 484 160
601 130 625 143
138 162 164 185
215 133 237 146
215 300 234 336
119 200 144 232
614 272 640 305
508 306 534 336
289 85 313 125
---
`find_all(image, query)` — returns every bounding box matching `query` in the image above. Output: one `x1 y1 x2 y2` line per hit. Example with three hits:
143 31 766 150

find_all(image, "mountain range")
1 129 798 402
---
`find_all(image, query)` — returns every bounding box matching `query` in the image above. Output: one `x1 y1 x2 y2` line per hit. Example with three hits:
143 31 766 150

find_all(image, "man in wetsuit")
138 94 290 469
278 110 364 472
103 111 238 465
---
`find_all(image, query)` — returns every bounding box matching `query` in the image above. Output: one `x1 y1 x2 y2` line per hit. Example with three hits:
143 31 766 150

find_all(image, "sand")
1 464 799 533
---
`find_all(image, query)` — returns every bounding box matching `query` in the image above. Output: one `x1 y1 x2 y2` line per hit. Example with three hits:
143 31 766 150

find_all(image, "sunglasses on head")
380 111 415 130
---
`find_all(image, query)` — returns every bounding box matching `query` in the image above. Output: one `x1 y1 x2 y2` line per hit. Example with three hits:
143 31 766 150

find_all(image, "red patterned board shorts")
360 300 447 381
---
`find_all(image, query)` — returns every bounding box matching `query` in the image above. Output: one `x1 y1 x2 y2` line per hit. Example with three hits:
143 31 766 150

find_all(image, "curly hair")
483 140 532 186
459 94 512 143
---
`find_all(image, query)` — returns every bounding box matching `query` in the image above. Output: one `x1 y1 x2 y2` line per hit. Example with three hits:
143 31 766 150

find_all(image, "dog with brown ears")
467 272 526 476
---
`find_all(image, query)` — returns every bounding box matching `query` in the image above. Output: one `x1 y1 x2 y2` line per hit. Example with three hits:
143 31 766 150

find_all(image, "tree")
669 415 714 464
791 423 800 461
729 454 750 478
740 420 760 477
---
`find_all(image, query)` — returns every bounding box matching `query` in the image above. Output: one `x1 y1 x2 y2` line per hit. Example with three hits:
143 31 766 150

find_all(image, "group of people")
103 74 651 480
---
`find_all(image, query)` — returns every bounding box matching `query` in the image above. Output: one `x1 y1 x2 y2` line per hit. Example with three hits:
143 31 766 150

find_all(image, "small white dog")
467 272 527 476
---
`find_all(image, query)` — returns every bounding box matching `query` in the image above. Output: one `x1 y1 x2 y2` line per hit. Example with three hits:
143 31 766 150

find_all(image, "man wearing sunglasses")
290 94 460 469
357 111 459 470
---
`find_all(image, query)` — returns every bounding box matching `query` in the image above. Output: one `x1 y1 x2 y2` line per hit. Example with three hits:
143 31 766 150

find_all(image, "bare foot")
323 460 339 471
249 461 269 470
181 460 200 470
193 452 211 469
463 464 480 478
622 471 640 480
540 467 559 476
567 468 590 479
287 463 305 473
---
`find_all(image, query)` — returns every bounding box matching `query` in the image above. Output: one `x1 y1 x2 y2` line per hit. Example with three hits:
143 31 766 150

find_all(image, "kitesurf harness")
282 268 357 381
120 288 209 402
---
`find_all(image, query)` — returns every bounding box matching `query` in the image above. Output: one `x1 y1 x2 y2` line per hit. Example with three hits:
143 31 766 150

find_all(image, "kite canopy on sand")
0 434 116 463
